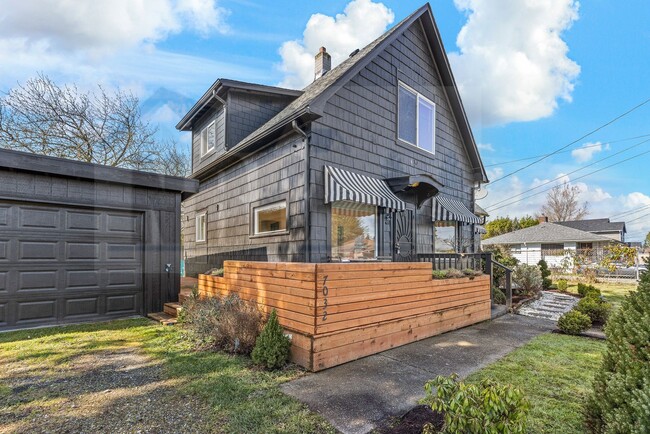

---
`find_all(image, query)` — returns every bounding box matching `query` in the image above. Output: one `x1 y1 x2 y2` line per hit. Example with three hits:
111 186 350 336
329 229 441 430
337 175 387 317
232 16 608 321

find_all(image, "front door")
393 204 416 262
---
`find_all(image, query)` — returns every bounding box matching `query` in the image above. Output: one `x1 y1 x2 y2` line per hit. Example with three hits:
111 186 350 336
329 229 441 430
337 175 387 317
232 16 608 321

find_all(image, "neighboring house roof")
556 218 626 234
184 4 488 184
482 222 618 245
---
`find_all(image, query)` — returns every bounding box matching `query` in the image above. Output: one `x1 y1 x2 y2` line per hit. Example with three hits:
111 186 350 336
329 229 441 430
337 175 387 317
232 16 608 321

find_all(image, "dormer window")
200 121 216 157
398 82 436 154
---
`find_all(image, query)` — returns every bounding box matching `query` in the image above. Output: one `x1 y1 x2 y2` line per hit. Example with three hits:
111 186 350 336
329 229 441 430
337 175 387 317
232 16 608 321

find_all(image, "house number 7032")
322 275 328 321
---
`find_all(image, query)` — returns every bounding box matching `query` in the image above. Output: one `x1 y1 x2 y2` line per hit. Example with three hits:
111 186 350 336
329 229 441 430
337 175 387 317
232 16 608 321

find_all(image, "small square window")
398 82 436 154
196 213 206 242
200 121 215 157
253 201 287 235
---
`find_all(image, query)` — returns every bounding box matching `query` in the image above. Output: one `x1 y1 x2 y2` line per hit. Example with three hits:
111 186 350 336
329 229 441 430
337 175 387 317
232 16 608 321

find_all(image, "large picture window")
331 202 376 260
398 82 436 154
196 213 206 242
200 121 215 157
253 201 287 235
434 221 456 253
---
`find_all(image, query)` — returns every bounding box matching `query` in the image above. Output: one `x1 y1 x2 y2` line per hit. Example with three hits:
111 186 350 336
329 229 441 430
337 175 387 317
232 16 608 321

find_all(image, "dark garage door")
0 201 144 330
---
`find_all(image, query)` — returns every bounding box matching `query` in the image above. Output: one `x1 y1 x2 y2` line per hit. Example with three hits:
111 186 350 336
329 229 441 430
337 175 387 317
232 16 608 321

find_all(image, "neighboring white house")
482 222 618 267
555 218 626 243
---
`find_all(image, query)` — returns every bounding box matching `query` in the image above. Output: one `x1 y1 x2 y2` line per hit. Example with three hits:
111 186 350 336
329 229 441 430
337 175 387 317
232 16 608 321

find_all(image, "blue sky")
1 0 649 240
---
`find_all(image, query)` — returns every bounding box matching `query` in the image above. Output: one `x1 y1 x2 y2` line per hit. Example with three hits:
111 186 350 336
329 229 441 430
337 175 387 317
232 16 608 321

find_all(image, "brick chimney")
538 215 549 223
314 47 331 80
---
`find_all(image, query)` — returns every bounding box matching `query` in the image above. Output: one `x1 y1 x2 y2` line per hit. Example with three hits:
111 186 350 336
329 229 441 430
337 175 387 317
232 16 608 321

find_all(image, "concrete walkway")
281 314 554 434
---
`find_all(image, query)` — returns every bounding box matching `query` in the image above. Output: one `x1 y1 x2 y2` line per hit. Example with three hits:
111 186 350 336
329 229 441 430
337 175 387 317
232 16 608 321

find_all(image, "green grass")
0 319 335 434
563 282 637 307
466 333 606 434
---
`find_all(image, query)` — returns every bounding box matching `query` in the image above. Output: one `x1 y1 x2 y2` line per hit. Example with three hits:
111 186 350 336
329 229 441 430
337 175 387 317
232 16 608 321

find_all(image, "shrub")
492 286 506 305
431 268 466 279
180 294 263 354
513 264 543 295
483 244 519 287
575 296 612 325
538 259 552 290
422 374 529 434
556 279 569 292
585 258 650 433
462 268 483 279
557 310 592 335
578 283 601 298
207 267 224 277
251 309 292 370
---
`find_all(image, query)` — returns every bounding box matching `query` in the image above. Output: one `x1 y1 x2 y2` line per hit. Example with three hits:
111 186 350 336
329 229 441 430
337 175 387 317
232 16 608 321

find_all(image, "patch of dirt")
375 405 444 434
0 347 212 434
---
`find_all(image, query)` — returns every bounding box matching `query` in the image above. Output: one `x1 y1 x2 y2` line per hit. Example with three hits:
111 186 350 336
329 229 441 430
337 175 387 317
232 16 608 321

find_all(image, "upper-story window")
200 121 215 157
398 82 436 154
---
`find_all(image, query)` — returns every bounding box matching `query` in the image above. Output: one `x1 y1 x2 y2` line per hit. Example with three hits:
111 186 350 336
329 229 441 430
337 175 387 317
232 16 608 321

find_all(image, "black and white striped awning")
324 166 405 212
434 195 482 224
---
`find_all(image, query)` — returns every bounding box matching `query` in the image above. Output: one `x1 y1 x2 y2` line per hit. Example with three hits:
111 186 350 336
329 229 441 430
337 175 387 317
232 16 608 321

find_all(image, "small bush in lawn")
556 279 569 292
538 259 552 290
422 373 529 434
575 296 612 325
577 283 601 298
492 286 506 305
585 258 650 433
180 294 262 354
557 310 592 335
513 264 543 295
251 309 292 370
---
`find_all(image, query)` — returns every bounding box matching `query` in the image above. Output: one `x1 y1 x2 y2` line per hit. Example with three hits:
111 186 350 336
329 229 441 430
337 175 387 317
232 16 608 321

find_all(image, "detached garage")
0 148 198 331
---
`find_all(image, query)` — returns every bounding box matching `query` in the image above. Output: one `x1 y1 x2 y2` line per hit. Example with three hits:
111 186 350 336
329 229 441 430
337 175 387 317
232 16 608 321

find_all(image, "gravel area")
0 346 212 434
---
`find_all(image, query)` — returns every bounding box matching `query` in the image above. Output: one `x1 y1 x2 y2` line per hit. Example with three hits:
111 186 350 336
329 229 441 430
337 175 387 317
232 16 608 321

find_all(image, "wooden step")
147 312 177 326
164 302 182 317
179 292 191 304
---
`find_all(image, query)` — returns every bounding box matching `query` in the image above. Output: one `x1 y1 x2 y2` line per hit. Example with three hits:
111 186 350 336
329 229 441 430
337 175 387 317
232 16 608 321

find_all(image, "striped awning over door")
434 195 482 223
324 166 405 212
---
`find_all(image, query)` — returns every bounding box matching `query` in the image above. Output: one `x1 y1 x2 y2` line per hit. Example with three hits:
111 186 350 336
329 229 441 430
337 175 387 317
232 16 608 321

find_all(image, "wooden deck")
198 261 491 371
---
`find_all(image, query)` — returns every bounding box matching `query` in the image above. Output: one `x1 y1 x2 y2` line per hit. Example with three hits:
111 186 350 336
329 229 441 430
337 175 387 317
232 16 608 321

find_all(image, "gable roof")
482 222 618 246
185 3 488 183
556 218 626 234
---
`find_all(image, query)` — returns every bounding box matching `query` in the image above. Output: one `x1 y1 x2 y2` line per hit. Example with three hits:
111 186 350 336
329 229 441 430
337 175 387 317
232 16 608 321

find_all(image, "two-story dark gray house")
178 4 488 277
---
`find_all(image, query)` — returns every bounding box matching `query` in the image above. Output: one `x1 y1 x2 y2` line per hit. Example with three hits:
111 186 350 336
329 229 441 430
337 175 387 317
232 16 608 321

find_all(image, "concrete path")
282 314 554 434
517 291 578 321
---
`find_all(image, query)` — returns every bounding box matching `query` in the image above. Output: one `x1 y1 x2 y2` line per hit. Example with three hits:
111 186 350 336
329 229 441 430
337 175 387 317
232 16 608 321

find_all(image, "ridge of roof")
556 218 626 233
481 222 618 245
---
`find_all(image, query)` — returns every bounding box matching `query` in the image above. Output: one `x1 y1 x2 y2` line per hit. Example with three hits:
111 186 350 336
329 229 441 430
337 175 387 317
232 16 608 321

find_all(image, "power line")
484 133 650 167
625 212 650 224
610 204 650 219
485 148 650 213
485 137 650 211
488 97 650 186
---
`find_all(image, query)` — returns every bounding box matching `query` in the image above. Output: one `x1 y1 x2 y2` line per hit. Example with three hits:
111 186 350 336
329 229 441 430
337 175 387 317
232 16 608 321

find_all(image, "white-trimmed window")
331 202 377 260
398 82 436 154
253 201 287 235
200 121 216 157
196 213 207 242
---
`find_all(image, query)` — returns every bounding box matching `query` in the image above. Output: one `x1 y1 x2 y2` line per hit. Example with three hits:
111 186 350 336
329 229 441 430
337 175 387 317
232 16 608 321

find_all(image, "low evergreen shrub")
585 258 650 433
538 259 552 290
575 296 612 325
492 286 506 305
422 373 529 434
251 309 292 370
556 279 569 292
557 310 591 335
577 283 600 298
513 264 543 295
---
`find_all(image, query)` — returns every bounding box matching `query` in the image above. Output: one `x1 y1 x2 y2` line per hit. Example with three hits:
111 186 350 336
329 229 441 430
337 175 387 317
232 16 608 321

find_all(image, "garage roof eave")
0 148 199 194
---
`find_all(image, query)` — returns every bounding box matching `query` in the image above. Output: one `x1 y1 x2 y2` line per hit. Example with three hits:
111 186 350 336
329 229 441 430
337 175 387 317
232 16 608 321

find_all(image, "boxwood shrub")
557 310 591 335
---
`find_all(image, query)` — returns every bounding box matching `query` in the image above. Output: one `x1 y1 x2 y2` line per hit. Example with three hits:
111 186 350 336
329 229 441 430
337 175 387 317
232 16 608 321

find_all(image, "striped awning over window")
434 195 482 224
324 166 405 212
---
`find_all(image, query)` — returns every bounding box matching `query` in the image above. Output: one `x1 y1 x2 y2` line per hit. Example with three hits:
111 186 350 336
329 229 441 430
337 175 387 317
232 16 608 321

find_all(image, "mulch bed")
376 405 444 434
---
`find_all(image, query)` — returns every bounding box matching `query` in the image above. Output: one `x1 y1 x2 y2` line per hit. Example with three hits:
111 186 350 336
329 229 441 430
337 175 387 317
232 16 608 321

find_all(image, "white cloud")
571 142 605 163
449 0 580 127
0 0 228 55
277 0 394 89
477 143 495 152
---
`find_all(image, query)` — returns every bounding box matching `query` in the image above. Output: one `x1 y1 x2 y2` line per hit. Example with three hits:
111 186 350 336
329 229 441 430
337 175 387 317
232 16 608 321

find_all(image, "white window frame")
253 200 287 236
195 213 207 242
200 121 216 157
398 82 436 155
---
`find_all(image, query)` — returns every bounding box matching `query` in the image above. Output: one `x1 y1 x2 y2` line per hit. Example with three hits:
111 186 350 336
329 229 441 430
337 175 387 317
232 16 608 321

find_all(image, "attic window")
398 82 436 154
200 121 215 157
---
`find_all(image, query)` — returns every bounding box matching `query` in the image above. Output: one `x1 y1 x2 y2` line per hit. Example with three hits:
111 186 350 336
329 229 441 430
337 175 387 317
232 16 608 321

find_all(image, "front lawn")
564 281 636 307
0 319 334 434
466 333 605 434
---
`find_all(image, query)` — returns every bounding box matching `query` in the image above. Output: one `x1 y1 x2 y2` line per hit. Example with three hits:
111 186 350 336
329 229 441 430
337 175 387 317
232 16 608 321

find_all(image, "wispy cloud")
571 141 607 162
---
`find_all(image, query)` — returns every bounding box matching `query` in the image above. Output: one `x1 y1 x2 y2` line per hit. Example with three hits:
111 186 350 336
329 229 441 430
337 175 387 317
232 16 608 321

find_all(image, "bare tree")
540 182 588 222
0 74 189 176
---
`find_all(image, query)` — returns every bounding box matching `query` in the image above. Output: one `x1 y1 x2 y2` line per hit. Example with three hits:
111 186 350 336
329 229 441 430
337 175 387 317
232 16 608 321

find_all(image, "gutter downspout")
292 119 310 263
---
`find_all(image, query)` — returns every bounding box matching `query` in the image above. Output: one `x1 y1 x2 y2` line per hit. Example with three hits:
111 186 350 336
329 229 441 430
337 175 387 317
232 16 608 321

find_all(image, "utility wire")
484 133 650 167
610 204 650 219
485 148 650 213
487 97 650 186
485 137 650 211
625 212 650 224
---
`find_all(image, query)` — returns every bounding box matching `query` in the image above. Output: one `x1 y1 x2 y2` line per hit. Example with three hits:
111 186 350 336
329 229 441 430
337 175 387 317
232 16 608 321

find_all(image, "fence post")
505 268 512 310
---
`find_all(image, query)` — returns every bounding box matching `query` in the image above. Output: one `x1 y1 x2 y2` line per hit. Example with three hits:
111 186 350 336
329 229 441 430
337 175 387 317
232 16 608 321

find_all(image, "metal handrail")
491 260 513 309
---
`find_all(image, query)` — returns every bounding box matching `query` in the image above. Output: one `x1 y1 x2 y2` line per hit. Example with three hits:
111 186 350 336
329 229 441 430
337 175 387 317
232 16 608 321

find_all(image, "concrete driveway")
281 314 554 434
